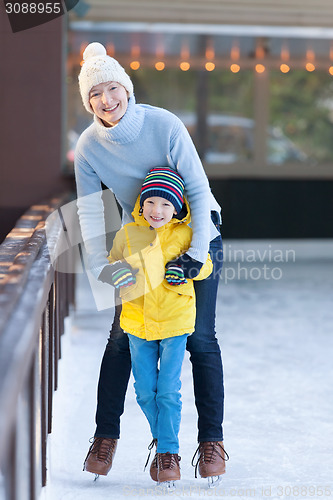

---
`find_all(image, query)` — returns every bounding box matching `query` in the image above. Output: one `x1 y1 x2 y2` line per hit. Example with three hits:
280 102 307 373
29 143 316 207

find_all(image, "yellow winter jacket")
108 197 212 341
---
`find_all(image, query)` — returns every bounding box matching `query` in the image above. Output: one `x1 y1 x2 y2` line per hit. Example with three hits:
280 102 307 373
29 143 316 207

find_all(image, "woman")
75 42 227 485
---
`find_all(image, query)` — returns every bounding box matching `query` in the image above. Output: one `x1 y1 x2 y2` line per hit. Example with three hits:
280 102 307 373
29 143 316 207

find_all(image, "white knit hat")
78 42 134 114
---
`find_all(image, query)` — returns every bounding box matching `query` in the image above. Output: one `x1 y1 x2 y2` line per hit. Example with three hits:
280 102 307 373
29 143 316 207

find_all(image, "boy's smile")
142 197 177 229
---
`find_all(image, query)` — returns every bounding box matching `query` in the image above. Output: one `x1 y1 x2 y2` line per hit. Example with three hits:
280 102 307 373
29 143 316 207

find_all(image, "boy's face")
89 81 128 127
142 197 177 229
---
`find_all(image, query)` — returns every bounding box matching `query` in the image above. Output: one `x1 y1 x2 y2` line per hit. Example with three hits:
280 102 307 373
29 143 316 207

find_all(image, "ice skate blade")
157 480 176 492
208 475 222 488
94 474 99 482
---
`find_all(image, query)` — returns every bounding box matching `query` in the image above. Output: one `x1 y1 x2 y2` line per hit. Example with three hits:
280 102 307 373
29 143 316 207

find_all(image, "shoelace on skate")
84 437 116 465
191 442 229 478
144 438 157 471
158 452 181 471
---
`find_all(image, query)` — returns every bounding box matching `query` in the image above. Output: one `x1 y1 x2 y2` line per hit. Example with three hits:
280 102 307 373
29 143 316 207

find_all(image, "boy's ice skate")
156 452 181 488
83 437 117 478
192 441 229 488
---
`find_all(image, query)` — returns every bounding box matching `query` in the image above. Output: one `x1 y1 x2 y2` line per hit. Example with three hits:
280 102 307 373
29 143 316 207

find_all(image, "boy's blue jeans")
95 212 224 443
127 333 188 453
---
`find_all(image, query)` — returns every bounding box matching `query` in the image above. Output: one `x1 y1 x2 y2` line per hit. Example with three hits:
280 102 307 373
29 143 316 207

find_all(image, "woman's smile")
89 82 128 127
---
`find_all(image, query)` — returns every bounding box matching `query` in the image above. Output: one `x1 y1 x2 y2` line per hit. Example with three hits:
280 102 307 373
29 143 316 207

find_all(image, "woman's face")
89 81 129 126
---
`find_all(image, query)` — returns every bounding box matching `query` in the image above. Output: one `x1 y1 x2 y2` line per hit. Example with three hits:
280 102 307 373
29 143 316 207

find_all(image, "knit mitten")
98 261 137 289
167 253 203 279
165 263 187 286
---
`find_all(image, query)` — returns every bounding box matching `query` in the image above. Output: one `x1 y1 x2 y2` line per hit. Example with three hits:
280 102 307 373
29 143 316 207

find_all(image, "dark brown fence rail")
0 194 75 500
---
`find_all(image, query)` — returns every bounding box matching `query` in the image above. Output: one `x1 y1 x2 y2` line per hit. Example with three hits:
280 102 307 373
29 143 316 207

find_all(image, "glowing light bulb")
230 63 240 73
255 63 265 73
130 61 140 70
205 62 215 71
155 61 165 71
306 62 315 72
280 63 290 73
180 61 190 71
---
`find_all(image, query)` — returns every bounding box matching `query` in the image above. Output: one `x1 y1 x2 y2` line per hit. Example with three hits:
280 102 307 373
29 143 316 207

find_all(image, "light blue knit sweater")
74 96 221 279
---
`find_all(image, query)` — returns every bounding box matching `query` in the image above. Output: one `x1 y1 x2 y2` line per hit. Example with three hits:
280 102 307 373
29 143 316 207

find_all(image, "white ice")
41 240 333 500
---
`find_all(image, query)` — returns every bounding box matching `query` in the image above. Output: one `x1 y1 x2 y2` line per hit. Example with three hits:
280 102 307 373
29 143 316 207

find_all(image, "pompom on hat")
140 167 185 215
78 42 134 114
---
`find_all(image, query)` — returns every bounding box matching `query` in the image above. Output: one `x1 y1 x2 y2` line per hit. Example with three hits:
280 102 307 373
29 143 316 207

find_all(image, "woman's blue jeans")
95 212 224 443
127 333 188 453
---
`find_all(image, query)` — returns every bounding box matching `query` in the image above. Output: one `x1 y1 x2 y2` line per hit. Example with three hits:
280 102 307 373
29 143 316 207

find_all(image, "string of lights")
79 39 333 74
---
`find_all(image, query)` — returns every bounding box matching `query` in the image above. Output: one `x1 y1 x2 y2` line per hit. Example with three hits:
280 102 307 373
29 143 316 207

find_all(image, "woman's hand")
98 261 137 289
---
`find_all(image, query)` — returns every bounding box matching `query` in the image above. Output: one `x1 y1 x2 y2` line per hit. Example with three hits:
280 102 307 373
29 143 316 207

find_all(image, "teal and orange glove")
98 261 137 289
165 263 187 286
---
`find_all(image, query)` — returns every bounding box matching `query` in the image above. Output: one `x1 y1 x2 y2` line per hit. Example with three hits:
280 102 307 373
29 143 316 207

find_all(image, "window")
269 69 333 165
65 25 333 179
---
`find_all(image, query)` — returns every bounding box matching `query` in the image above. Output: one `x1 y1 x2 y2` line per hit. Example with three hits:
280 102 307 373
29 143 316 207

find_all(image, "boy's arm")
108 228 126 263
99 229 137 289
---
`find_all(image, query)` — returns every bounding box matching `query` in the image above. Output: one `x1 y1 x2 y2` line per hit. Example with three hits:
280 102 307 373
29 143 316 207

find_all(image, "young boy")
102 167 212 486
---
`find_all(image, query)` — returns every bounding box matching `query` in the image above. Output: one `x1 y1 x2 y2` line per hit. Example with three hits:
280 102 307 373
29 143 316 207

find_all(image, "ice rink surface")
41 240 333 500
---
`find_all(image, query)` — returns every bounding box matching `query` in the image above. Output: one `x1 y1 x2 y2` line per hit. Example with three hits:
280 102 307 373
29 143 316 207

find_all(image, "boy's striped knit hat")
140 167 185 214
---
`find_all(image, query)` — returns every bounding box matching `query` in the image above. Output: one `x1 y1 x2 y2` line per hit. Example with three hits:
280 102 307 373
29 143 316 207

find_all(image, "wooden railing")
0 194 75 500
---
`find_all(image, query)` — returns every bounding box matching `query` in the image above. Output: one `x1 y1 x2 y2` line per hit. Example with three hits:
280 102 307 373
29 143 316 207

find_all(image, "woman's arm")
74 149 109 279
170 119 211 264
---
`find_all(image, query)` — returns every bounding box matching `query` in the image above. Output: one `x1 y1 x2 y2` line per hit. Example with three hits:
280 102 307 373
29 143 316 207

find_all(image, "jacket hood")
131 195 191 229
